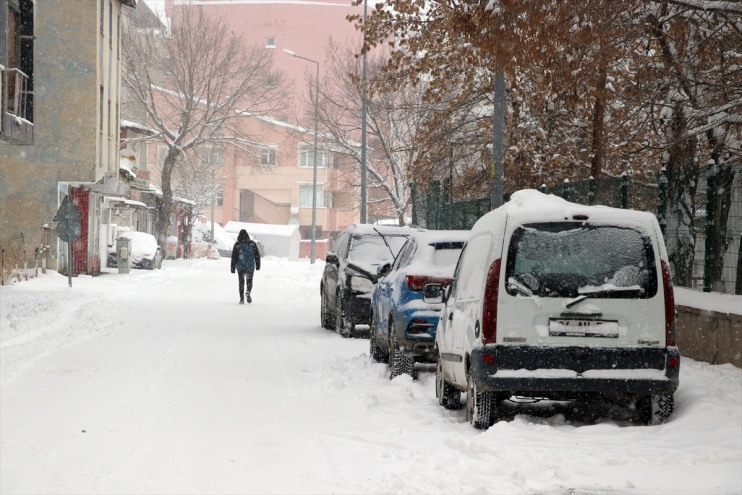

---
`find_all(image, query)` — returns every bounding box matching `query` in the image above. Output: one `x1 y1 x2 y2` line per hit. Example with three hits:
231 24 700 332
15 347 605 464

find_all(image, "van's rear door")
497 221 666 349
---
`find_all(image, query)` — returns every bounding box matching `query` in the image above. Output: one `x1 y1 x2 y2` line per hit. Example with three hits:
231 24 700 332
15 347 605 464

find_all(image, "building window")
200 143 224 167
1 0 35 127
266 36 275 48
216 188 224 207
298 143 330 168
261 146 277 166
299 184 330 208
158 145 168 167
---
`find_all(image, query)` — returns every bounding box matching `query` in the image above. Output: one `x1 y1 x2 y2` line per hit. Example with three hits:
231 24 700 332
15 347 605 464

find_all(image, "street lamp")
360 0 368 224
284 48 320 264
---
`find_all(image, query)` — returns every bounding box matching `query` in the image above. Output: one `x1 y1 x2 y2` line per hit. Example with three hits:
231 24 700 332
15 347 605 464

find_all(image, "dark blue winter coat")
231 229 261 273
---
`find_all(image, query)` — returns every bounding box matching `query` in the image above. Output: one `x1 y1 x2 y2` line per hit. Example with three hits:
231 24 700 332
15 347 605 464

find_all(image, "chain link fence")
411 164 741 295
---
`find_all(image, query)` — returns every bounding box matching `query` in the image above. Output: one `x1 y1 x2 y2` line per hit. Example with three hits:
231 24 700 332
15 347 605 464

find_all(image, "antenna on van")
372 227 396 258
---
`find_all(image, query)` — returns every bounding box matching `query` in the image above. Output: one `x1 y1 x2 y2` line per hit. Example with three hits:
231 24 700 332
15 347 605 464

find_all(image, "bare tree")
315 42 475 224
122 7 288 245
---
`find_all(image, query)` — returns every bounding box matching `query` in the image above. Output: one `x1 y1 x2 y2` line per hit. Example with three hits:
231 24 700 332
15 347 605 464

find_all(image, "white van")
425 190 680 429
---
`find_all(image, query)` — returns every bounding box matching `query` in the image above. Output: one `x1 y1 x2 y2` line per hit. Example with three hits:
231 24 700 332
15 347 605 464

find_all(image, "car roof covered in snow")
348 224 417 236
472 189 663 236
406 229 470 245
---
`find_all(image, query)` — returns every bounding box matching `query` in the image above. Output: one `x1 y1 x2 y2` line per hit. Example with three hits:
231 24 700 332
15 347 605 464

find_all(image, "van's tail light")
406 275 451 291
482 258 502 345
661 261 677 347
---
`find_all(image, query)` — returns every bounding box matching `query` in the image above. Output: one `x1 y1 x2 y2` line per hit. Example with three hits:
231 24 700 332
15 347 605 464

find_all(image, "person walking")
230 229 261 304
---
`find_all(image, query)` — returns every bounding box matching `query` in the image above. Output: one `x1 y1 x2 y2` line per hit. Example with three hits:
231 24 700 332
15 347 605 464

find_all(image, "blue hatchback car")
370 230 468 379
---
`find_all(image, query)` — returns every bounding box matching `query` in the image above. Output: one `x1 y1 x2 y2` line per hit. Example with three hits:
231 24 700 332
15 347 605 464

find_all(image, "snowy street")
1 257 741 494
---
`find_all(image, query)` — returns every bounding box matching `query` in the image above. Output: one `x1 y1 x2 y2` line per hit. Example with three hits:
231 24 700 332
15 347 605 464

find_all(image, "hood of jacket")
237 229 250 243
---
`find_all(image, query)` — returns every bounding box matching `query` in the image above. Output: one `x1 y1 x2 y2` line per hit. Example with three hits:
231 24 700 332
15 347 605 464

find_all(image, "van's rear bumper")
470 345 680 396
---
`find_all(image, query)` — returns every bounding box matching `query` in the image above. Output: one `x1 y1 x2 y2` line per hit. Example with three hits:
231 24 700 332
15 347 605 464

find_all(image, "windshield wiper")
568 287 644 307
372 227 396 258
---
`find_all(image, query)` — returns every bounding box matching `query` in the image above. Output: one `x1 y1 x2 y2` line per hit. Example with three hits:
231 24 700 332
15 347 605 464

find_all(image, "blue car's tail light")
405 275 451 291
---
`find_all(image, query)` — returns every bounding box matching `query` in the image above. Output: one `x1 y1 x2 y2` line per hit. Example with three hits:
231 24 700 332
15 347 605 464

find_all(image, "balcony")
1 65 34 145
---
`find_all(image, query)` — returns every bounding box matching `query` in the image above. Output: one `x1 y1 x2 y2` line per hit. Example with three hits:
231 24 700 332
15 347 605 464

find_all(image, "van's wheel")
466 373 495 429
369 314 388 363
320 290 333 329
335 292 353 338
636 394 674 425
436 353 461 409
388 322 414 379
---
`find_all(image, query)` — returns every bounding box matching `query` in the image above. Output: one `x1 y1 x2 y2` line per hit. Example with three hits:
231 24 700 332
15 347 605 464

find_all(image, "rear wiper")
568 287 644 307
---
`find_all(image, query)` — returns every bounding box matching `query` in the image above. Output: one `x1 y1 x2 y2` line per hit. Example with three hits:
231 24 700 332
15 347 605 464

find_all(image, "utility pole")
360 0 368 224
284 48 320 263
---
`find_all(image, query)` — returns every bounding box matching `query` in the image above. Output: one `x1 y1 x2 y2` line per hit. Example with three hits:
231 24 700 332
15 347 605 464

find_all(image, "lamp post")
284 48 320 264
360 0 368 224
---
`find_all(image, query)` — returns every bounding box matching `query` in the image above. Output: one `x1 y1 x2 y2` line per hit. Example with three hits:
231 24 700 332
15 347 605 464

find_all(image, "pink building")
164 0 367 246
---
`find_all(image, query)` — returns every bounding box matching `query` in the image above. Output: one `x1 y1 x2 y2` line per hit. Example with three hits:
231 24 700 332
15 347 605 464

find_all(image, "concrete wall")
677 305 742 367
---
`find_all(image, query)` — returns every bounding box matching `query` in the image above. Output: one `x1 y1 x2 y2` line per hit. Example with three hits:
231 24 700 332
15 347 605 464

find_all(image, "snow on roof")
173 196 196 206
224 221 300 237
119 162 137 179
144 184 163 196
104 197 148 208
121 119 157 136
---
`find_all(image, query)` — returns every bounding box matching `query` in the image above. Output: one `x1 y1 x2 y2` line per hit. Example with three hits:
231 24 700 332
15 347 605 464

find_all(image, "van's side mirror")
423 283 445 304
326 253 339 265
377 262 391 279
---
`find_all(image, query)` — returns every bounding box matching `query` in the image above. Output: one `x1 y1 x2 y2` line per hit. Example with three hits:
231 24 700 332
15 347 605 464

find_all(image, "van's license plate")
548 318 619 338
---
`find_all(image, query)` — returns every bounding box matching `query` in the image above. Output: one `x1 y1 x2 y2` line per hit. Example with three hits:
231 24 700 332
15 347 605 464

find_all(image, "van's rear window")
505 222 658 299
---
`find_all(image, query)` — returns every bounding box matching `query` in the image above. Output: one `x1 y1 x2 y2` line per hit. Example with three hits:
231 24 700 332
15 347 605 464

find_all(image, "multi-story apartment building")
1 0 137 276
160 0 368 244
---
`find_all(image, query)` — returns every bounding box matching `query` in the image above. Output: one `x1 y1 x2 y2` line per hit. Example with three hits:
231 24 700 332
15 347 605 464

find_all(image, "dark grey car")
320 224 414 337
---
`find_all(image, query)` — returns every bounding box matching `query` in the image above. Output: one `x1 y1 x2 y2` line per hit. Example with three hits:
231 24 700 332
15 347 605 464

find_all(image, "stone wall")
677 305 742 367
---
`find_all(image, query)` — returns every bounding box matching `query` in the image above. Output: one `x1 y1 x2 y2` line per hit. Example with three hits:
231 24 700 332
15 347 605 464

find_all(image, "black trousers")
237 270 254 297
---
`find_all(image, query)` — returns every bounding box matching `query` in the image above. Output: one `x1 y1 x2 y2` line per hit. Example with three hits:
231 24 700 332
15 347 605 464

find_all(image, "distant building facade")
162 0 366 241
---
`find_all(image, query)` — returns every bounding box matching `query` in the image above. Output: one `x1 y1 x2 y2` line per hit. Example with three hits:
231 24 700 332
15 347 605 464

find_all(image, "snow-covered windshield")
348 234 408 263
505 222 657 298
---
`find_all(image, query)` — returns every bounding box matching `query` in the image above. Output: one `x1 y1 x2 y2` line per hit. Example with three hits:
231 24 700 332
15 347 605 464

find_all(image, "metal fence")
411 164 741 295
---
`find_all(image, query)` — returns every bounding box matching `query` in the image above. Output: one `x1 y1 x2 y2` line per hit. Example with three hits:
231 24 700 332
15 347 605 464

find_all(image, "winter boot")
246 292 252 304
239 297 244 304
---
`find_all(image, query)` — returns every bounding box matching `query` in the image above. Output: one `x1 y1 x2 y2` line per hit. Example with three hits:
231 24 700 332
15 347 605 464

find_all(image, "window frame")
298 183 329 208
298 143 330 169
260 145 277 167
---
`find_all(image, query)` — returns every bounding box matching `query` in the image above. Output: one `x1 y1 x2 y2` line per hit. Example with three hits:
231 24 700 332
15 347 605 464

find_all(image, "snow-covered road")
1 258 740 494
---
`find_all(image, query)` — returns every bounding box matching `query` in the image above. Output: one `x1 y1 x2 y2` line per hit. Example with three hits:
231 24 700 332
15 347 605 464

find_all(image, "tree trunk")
156 149 179 248
590 63 607 181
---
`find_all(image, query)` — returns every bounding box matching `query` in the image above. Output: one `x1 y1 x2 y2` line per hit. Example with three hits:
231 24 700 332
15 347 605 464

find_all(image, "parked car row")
320 189 680 430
